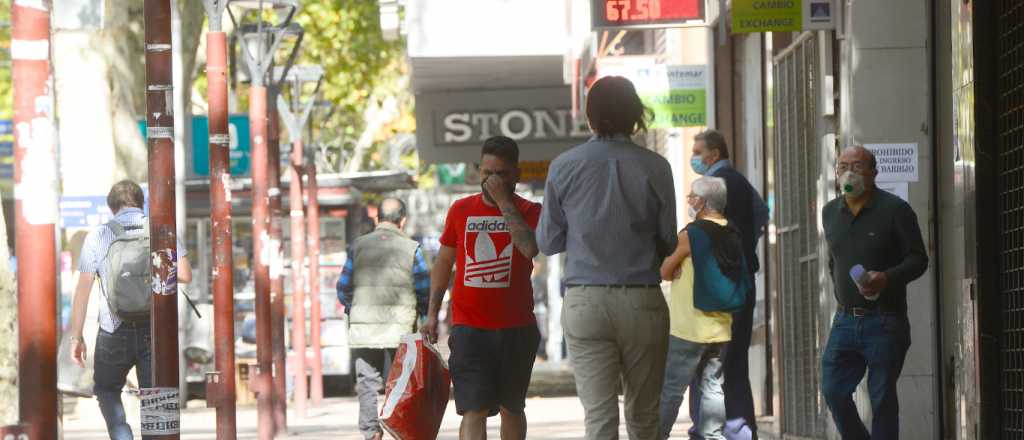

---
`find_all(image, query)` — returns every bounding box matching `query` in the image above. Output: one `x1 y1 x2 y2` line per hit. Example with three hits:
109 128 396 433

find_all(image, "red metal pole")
206 28 238 438
250 84 275 440
288 137 308 417
268 103 288 434
144 1 181 438
12 0 58 437
306 164 323 404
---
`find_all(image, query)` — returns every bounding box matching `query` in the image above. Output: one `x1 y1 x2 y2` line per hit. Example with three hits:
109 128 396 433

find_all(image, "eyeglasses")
836 161 870 173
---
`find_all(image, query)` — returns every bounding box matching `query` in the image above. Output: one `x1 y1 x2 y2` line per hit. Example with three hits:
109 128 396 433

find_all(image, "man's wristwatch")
69 335 84 343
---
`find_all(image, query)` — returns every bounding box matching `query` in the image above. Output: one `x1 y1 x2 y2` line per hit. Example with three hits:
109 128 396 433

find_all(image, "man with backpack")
67 180 192 440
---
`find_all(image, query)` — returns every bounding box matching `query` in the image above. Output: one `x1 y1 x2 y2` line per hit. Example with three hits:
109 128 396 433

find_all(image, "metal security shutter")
773 32 825 437
999 1 1024 437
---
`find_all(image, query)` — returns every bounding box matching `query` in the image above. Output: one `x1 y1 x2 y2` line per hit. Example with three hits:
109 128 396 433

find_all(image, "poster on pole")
596 58 708 128
140 387 180 435
877 181 909 203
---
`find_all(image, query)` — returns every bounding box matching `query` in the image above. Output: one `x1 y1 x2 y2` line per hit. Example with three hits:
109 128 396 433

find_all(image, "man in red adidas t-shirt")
422 136 542 440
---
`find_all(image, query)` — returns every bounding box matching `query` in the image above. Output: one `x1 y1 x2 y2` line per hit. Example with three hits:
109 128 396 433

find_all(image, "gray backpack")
99 222 151 322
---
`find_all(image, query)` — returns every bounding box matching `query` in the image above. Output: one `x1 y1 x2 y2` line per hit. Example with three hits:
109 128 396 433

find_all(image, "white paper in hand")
850 264 879 301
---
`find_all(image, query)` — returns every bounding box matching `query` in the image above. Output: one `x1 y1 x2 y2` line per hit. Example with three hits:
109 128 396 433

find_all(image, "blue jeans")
821 311 911 440
690 282 757 440
94 321 152 440
659 336 727 439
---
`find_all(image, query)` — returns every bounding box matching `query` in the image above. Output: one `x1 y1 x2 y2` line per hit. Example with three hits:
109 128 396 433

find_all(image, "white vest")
348 223 420 349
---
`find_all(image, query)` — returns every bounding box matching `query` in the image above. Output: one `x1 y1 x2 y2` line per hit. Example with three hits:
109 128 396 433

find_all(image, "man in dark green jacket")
821 146 928 440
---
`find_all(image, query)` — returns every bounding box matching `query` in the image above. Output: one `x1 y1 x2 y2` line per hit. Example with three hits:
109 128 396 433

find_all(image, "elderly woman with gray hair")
658 176 750 440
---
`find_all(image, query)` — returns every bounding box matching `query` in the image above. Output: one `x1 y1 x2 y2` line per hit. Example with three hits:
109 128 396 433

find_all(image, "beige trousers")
562 285 670 440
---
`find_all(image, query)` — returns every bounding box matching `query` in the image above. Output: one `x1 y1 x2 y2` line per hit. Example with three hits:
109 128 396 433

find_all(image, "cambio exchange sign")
415 87 591 164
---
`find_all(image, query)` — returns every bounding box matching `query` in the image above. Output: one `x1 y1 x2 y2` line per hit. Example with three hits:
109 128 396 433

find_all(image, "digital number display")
592 0 704 29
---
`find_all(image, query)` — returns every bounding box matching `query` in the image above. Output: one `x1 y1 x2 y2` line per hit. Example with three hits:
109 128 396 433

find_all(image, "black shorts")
448 324 540 416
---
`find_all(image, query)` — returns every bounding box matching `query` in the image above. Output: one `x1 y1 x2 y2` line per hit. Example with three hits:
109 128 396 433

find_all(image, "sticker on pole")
140 387 180 435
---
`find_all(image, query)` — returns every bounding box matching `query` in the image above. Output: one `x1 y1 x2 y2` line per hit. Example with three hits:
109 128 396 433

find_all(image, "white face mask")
839 171 866 198
688 201 704 220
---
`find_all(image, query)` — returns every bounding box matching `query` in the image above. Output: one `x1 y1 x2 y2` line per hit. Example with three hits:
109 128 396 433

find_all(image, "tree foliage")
289 0 412 173
189 1 414 174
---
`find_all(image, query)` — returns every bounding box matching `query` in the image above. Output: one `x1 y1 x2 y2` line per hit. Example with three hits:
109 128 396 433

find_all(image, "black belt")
566 284 661 289
836 305 898 317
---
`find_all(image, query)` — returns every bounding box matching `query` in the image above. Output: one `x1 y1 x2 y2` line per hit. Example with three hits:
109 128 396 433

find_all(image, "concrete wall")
665 27 713 227
407 0 567 58
837 0 939 438
732 32 772 417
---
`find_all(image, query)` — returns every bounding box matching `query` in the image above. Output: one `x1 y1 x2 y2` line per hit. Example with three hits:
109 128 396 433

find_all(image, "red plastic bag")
381 333 451 440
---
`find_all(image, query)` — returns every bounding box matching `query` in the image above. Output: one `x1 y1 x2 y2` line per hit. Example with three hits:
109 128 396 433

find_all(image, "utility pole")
144 0 182 438
202 0 237 437
278 65 323 417
228 2 301 437
9 0 58 437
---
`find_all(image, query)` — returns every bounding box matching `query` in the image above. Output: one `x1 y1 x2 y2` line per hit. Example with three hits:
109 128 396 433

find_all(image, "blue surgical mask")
690 157 709 175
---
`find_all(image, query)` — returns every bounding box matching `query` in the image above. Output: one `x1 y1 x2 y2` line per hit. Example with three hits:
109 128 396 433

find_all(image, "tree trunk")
56 0 203 191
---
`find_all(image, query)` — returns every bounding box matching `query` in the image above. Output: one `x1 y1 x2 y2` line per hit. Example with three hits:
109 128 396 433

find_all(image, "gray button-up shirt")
538 135 678 285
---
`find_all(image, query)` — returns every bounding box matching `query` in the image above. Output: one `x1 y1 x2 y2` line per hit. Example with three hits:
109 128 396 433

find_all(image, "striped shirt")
78 207 188 333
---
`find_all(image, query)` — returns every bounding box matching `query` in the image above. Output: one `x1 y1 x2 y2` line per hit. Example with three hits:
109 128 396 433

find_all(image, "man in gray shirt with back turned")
538 76 677 440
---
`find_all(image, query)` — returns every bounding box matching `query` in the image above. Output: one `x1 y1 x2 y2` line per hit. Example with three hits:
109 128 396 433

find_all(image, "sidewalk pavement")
63 394 695 439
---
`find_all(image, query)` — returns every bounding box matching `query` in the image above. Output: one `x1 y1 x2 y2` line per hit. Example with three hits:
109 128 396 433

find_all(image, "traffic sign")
59 196 113 228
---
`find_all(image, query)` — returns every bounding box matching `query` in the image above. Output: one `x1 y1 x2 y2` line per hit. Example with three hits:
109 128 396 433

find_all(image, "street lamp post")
227 1 301 437
306 99 334 405
201 1 237 437
267 95 287 433
266 28 303 435
277 65 324 418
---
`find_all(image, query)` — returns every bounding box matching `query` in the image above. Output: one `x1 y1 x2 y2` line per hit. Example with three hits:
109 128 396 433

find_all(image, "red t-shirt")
439 193 541 329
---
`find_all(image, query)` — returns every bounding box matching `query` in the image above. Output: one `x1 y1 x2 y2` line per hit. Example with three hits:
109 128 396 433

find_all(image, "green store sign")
643 89 707 128
732 0 803 33
597 60 709 129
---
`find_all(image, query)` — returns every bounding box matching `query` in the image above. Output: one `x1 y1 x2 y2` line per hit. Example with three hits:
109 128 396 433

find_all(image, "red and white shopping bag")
381 333 451 440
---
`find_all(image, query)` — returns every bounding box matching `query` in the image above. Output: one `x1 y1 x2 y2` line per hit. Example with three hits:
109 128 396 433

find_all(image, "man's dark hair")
586 76 650 138
481 136 519 164
377 198 407 225
694 129 730 160
107 180 145 213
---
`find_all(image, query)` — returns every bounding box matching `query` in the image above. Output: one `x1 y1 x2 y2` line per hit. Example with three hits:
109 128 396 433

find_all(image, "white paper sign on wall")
864 143 919 182
876 181 910 203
